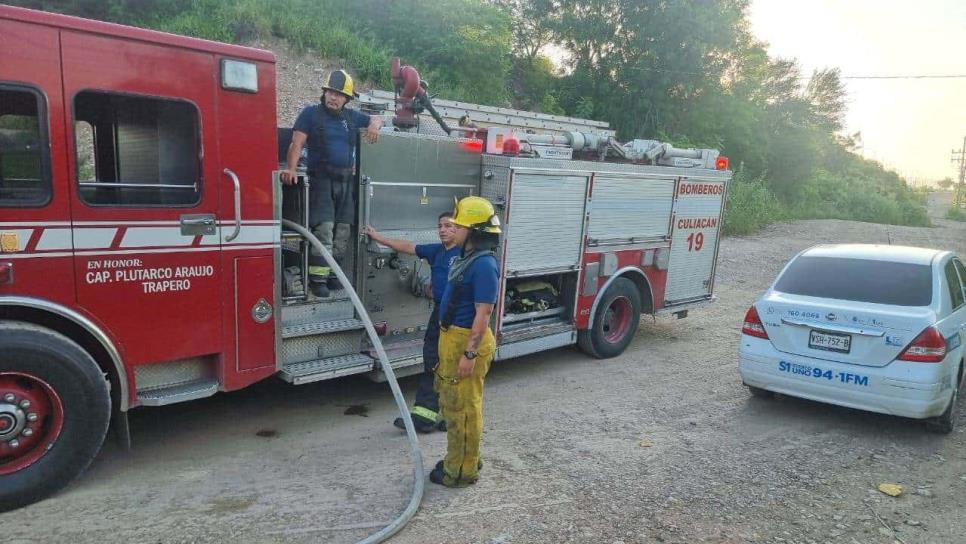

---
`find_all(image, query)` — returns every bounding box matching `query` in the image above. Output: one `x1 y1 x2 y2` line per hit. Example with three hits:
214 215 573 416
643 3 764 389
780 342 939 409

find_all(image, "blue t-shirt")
293 105 370 171
438 253 500 328
415 243 461 303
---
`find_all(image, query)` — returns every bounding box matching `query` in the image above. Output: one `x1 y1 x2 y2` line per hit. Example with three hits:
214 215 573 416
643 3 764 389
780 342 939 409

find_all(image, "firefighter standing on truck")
364 213 460 433
430 196 501 488
281 70 382 297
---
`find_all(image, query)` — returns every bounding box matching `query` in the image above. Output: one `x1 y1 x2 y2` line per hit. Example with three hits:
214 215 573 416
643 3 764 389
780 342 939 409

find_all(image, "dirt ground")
6 192 966 544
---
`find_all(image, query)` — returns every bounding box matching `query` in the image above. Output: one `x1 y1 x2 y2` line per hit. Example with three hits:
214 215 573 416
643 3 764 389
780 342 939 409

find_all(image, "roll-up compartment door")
588 176 675 244
504 172 587 274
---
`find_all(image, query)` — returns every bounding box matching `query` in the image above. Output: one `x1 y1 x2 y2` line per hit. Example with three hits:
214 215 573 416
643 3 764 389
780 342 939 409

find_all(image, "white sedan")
739 244 966 433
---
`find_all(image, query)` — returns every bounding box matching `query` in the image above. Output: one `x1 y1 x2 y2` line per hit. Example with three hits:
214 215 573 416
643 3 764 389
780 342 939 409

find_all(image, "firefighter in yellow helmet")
281 70 383 297
430 196 502 487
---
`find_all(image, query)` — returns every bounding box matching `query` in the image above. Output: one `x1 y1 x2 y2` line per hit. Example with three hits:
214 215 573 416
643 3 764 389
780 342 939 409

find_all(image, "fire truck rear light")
715 156 729 170
741 306 769 339
0 262 11 284
374 322 388 336
221 59 258 93
898 326 946 363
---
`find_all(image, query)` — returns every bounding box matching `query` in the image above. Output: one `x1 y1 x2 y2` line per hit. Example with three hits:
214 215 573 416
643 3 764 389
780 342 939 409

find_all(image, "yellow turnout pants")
435 325 495 486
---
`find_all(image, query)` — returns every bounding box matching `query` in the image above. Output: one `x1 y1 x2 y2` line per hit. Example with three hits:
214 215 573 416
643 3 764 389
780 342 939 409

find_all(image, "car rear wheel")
926 362 962 434
0 322 111 511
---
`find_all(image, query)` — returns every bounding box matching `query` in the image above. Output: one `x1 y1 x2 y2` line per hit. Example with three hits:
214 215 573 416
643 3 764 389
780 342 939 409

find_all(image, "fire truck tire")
0 321 111 512
578 277 641 359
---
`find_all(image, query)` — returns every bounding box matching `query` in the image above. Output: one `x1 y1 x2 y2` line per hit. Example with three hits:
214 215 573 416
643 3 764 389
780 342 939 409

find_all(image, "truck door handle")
223 168 242 242
180 213 216 236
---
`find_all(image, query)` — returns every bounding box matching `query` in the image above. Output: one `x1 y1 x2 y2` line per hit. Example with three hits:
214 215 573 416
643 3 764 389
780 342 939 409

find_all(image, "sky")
748 0 966 185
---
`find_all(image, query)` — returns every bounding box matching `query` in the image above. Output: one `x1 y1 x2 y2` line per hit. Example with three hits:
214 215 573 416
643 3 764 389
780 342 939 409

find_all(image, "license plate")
809 330 851 353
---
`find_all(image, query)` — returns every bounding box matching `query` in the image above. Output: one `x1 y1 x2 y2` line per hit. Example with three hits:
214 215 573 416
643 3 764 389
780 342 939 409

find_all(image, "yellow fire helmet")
323 69 358 99
452 196 502 234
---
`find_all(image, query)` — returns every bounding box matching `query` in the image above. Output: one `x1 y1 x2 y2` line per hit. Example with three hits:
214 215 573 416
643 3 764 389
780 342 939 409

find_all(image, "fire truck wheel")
0 321 111 512
578 277 641 359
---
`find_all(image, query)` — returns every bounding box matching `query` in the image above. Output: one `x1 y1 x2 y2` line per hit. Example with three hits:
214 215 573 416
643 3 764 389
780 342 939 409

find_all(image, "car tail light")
898 326 947 363
741 306 769 339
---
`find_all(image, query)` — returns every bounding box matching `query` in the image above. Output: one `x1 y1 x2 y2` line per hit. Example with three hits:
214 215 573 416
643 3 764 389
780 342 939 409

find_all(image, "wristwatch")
463 350 478 360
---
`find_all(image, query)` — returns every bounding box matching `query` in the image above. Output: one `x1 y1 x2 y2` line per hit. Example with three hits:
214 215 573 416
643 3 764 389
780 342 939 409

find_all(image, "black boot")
310 280 330 298
429 461 446 485
429 460 482 487
393 415 436 433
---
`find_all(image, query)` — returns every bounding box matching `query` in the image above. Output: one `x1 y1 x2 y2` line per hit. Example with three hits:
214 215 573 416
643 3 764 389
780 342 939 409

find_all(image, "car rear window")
774 256 932 306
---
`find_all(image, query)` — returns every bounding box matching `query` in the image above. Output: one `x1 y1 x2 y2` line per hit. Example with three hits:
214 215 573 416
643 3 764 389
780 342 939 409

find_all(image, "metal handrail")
78 181 198 190
222 168 241 242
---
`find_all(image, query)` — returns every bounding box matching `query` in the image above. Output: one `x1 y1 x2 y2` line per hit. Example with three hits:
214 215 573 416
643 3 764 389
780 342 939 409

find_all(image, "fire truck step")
279 353 375 385
282 318 364 339
281 291 355 326
137 379 219 407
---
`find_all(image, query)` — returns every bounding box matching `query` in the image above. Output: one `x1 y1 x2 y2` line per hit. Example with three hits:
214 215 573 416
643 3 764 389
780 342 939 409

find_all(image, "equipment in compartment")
505 279 560 314
502 275 573 327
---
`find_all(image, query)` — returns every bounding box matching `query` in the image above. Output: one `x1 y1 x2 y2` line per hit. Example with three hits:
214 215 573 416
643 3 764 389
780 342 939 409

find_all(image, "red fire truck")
0 5 731 510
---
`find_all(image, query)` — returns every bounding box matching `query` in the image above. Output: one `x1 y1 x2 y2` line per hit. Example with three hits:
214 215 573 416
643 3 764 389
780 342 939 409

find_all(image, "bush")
946 207 966 222
724 170 785 235
785 169 929 227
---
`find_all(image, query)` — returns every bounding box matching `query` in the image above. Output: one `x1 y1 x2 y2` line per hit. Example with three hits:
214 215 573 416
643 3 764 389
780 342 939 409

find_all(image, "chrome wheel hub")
0 401 27 443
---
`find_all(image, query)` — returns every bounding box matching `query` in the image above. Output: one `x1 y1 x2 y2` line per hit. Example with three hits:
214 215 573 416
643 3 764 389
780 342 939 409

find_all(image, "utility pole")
951 136 966 208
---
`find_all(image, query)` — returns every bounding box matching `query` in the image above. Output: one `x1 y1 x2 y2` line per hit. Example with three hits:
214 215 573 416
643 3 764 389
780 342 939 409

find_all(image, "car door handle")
180 213 217 236
181 216 214 226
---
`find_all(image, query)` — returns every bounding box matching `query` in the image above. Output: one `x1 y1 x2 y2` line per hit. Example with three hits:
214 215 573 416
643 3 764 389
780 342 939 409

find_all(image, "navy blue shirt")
439 254 500 328
293 105 370 171
415 243 461 303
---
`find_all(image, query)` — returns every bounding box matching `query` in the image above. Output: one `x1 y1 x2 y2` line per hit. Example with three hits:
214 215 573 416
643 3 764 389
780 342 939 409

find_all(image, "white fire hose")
281 219 425 543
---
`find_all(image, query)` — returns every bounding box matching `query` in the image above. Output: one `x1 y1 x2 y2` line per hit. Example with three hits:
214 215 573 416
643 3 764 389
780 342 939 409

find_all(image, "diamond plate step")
281 328 363 365
137 379 219 407
280 353 375 385
281 290 354 325
282 318 364 339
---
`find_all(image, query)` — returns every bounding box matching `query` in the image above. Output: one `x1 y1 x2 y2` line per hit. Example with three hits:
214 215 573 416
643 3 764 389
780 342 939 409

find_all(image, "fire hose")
281 219 425 543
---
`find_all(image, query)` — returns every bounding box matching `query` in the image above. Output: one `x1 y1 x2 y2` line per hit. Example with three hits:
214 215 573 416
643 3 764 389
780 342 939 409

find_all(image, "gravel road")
4 40 964 543
6 192 964 544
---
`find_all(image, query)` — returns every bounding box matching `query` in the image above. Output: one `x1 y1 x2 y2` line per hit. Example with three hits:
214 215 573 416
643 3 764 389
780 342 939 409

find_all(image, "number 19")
687 232 704 252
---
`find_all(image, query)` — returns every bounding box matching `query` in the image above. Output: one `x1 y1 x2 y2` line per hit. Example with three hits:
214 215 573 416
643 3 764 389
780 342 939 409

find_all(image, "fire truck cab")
0 5 730 510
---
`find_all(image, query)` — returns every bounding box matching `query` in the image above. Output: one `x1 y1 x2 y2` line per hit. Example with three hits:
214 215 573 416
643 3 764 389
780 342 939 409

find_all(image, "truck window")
0 86 50 207
74 91 201 207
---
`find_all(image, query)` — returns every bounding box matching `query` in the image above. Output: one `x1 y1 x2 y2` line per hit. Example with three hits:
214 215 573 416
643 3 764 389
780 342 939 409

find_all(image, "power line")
840 74 966 80
623 66 966 80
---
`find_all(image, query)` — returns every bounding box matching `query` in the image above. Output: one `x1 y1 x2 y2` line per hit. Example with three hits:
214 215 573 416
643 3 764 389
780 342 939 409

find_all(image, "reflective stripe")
308 265 330 276
411 405 439 423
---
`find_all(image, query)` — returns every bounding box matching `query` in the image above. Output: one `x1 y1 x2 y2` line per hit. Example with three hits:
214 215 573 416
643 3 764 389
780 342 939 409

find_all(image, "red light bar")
715 156 729 170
